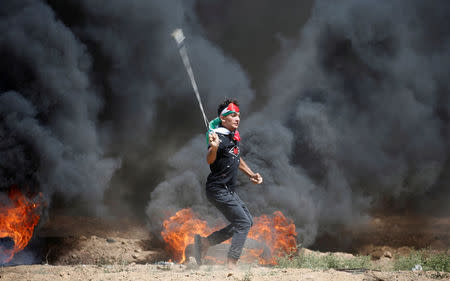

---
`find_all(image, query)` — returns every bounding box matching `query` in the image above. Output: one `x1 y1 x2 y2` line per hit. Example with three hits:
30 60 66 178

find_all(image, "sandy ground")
0 263 445 281
0 215 449 280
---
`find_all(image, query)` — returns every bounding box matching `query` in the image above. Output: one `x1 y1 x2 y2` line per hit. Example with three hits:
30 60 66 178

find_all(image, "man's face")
220 112 240 131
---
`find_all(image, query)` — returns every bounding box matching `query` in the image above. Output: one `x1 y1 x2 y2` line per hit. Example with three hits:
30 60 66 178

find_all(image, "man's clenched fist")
209 132 220 148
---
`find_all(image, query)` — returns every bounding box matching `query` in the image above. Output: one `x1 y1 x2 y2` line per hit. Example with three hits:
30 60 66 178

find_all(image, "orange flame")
161 208 214 263
161 208 297 265
0 187 41 263
247 211 297 264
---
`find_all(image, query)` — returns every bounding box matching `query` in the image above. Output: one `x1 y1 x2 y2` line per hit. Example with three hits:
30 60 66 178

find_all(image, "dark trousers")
205 185 253 259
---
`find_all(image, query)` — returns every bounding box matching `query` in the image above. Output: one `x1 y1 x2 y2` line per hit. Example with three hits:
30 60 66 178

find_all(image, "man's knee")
235 217 252 232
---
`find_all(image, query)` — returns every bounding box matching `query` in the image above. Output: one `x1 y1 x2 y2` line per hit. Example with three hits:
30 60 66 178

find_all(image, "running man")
194 99 263 267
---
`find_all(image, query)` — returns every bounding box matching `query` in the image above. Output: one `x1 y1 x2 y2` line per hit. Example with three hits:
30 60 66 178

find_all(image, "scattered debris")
186 257 199 270
156 261 174 271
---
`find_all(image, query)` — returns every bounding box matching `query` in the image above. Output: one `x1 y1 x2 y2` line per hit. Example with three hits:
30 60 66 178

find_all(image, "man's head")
218 99 240 131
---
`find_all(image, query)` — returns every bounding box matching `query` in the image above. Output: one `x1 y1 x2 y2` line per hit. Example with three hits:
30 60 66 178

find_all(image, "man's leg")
193 223 234 263
206 188 253 262
206 224 234 246
225 192 253 261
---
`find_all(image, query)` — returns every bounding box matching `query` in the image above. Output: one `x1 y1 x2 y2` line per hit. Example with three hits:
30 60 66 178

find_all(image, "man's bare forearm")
207 146 218 164
207 132 220 164
239 157 255 177
239 158 263 184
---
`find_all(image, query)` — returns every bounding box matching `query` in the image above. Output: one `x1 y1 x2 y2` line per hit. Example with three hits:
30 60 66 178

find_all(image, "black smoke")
1 0 449 248
0 1 119 215
0 0 254 217
148 0 450 246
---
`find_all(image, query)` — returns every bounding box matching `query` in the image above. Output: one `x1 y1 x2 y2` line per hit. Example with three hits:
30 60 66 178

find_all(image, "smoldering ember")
0 0 449 280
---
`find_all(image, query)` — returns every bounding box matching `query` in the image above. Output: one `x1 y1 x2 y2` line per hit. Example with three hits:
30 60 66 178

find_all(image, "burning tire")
0 187 42 264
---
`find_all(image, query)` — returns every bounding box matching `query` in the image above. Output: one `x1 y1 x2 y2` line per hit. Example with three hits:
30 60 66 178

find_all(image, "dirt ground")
0 263 445 281
0 214 449 280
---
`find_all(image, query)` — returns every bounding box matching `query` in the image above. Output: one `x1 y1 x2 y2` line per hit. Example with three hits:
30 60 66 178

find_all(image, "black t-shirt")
206 132 240 190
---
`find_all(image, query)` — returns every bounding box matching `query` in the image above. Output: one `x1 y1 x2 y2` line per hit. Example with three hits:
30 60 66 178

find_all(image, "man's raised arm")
206 132 220 164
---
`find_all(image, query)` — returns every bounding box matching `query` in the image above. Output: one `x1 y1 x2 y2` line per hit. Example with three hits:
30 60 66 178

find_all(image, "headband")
220 103 240 116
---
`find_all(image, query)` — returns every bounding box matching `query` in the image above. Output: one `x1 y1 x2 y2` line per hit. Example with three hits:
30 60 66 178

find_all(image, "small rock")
334 252 355 259
227 273 233 277
371 249 384 260
383 251 392 258
79 235 87 241
90 235 97 240
186 257 198 270
156 262 174 270
106 238 116 243
132 254 139 259
71 254 77 259
134 249 142 253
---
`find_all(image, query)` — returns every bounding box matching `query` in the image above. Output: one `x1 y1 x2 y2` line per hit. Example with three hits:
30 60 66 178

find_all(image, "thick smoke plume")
1 0 449 247
147 0 450 246
0 1 119 215
1 0 253 216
